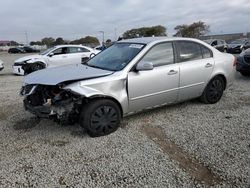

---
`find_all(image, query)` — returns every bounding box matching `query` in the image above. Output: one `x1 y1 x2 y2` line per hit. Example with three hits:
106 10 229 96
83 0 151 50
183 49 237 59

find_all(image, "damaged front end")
21 84 82 124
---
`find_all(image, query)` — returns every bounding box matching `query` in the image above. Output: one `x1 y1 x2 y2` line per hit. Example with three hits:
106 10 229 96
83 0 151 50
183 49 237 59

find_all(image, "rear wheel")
80 99 121 137
200 76 225 104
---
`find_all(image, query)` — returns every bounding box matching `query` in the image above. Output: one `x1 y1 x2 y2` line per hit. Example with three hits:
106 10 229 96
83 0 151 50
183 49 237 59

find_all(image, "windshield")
86 43 145 71
40 46 57 55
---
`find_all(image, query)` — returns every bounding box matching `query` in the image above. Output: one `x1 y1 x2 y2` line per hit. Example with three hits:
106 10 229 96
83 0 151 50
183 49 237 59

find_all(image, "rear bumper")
12 65 25 75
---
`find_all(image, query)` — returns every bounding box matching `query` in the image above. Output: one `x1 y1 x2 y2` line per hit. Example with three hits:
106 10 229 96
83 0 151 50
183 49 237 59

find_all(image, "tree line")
30 36 100 47
14 21 209 47
122 21 209 39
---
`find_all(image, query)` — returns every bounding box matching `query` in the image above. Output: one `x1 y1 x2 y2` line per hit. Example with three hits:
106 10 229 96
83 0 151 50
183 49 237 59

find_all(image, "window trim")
174 40 213 63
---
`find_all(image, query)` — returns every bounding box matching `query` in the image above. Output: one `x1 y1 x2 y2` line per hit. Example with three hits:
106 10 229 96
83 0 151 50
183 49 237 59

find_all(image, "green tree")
41 37 55 47
174 21 209 38
70 36 99 45
123 25 167 39
54 37 65 45
30 41 43 46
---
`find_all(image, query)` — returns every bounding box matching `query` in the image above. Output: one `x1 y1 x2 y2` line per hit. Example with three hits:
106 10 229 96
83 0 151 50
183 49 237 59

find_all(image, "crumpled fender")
64 84 105 98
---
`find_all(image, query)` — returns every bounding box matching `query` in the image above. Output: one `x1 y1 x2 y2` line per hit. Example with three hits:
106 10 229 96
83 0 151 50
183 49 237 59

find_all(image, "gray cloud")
0 0 249 43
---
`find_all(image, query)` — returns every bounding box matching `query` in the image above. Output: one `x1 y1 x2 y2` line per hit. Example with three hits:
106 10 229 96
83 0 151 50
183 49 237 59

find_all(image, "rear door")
176 41 214 101
67 47 91 64
128 42 179 113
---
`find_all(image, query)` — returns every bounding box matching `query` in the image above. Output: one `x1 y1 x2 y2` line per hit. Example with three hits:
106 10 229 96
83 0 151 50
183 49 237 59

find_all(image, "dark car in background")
204 39 228 52
23 46 40 53
227 38 250 54
8 47 25 54
236 48 250 76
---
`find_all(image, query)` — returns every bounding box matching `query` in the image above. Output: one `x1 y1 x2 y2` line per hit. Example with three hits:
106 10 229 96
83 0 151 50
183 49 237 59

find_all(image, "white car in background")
12 45 100 75
0 59 4 71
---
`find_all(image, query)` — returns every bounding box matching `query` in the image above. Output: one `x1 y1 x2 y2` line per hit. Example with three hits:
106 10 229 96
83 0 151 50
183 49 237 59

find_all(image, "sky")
0 0 250 44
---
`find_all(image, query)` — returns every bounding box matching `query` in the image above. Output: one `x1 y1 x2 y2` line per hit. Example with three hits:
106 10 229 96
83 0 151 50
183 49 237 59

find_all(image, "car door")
127 42 179 113
176 41 214 101
48 47 70 67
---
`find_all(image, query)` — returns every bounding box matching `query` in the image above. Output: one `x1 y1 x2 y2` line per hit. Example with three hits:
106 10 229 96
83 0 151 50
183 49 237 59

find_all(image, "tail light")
233 57 236 66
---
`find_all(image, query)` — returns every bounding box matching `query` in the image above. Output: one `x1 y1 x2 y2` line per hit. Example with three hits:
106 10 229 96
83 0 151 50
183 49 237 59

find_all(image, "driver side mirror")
136 61 154 71
48 52 54 57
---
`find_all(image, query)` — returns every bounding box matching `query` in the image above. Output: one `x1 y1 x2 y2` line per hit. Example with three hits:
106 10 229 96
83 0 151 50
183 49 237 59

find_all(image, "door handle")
62 56 67 58
168 70 178 75
205 63 213 68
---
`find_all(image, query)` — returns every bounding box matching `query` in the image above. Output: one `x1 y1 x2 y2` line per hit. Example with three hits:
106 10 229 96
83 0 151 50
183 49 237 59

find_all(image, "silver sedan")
21 37 236 137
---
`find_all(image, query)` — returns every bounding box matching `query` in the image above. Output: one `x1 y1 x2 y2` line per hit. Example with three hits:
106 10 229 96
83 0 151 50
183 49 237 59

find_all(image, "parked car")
0 59 4 71
8 47 25 54
236 48 250 76
94 45 107 51
227 38 250 53
23 46 40 53
20 37 235 137
13 45 100 75
204 39 228 52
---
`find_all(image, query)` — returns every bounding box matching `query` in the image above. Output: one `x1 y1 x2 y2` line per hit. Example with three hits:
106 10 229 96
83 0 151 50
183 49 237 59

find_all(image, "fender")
63 79 129 115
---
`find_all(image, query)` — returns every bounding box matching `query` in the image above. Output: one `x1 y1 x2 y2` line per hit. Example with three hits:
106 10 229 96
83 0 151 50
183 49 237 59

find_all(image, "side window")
79 47 90 52
52 47 68 55
177 41 203 62
141 42 174 67
68 47 84 53
201 45 213 59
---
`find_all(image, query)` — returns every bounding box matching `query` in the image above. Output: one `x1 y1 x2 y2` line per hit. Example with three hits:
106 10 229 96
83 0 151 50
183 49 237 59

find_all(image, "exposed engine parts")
22 84 82 124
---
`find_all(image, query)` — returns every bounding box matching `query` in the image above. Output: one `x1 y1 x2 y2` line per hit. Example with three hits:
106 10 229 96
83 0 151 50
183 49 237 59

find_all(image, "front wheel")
200 76 225 104
80 99 121 137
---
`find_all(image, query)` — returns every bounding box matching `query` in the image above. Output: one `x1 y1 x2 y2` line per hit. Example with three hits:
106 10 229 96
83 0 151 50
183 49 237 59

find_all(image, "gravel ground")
0 52 249 187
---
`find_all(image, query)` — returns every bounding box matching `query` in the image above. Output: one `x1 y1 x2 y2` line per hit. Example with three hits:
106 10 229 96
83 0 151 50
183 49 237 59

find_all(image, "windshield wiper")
86 64 115 71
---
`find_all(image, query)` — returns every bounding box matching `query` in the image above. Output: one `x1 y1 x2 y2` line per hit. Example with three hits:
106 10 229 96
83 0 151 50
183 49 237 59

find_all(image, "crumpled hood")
24 63 113 85
15 55 43 63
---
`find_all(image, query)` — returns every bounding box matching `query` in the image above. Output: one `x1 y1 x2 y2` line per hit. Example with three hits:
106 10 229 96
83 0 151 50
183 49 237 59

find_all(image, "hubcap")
207 79 223 102
90 106 118 134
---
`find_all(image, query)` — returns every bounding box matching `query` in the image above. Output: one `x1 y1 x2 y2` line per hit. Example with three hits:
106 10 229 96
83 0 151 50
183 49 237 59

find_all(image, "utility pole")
114 28 117 41
99 31 105 44
25 31 29 45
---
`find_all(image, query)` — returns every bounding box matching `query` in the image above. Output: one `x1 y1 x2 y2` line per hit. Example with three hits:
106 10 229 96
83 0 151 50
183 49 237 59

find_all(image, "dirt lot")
0 52 249 187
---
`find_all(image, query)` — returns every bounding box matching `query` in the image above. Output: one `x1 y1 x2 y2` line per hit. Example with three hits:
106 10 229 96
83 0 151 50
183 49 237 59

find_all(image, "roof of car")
117 37 201 44
55 44 93 48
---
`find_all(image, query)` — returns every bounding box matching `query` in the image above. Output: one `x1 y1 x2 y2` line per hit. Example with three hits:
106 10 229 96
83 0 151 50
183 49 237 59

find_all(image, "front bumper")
12 65 25 75
24 99 52 118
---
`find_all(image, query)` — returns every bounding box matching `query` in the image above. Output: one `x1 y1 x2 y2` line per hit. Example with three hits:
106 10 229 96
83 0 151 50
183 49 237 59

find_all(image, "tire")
240 72 250 77
80 99 121 137
200 76 225 104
